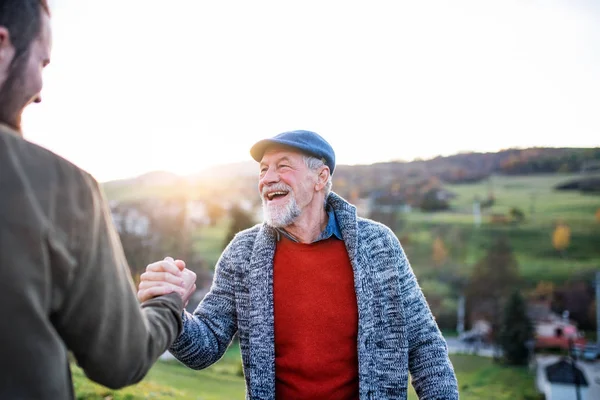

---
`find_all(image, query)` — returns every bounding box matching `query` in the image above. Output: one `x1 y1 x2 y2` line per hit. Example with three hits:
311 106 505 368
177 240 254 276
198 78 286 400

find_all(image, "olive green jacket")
0 124 183 399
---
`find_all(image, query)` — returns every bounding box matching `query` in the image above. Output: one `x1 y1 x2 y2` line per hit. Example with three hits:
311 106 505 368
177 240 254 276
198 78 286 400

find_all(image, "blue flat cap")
250 130 336 174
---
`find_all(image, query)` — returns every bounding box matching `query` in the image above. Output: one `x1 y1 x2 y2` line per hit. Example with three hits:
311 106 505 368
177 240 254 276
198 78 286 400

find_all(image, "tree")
498 290 534 365
223 205 256 249
552 221 571 254
466 236 521 340
420 189 450 211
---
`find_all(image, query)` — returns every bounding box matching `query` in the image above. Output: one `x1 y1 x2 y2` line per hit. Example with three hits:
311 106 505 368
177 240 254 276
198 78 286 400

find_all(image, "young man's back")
0 124 184 399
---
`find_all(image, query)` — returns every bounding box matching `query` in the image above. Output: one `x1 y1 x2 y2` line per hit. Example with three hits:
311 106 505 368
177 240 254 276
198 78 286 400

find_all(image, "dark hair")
0 0 50 66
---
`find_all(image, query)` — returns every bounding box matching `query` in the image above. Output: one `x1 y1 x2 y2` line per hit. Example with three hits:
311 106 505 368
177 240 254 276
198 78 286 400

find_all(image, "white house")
537 358 589 400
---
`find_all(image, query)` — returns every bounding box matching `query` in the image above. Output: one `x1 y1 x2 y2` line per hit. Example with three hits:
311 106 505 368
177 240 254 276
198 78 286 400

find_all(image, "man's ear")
315 166 330 191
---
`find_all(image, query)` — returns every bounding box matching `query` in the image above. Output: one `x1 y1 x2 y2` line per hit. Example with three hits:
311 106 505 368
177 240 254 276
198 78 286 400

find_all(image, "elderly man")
139 130 459 399
0 1 195 398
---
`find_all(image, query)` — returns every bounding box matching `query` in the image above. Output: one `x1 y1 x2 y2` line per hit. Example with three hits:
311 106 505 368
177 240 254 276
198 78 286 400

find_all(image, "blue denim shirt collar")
316 206 343 241
276 206 343 243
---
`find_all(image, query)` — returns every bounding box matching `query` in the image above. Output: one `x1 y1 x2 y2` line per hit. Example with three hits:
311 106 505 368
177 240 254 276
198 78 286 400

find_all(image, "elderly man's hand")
137 257 197 305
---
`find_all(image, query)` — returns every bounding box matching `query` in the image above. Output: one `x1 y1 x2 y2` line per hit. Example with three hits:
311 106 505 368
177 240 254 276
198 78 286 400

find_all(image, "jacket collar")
0 123 22 138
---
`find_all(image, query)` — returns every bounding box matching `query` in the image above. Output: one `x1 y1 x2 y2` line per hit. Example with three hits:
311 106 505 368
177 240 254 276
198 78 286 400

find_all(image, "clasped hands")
137 257 197 306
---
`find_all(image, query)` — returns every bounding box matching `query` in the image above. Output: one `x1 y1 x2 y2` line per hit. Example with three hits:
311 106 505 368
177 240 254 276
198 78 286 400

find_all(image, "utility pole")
569 339 582 400
457 294 465 335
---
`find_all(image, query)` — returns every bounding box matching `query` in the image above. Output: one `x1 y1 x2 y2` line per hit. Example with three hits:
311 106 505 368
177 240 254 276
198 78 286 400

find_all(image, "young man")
139 130 459 399
0 1 195 398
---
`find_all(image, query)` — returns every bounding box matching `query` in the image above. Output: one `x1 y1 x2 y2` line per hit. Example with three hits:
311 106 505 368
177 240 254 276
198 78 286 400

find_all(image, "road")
445 337 498 358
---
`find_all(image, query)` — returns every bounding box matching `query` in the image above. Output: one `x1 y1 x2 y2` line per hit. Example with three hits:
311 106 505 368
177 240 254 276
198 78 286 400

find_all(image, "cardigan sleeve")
386 230 459 399
168 239 239 369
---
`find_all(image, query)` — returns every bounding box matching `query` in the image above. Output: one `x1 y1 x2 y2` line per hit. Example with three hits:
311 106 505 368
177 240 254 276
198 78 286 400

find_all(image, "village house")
536 358 589 400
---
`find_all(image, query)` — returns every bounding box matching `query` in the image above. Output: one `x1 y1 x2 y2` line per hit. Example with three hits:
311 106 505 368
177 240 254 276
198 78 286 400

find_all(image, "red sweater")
273 236 359 400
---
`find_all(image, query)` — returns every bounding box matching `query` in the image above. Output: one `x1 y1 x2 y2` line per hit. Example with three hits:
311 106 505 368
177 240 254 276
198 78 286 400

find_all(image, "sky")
21 0 600 182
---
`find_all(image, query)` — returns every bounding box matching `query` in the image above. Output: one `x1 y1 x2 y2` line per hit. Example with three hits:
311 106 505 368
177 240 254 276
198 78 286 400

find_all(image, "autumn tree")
432 237 449 267
552 221 571 255
531 281 555 302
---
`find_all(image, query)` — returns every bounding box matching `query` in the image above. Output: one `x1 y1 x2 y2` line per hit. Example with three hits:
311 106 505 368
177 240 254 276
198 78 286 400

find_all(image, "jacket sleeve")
389 231 459 399
51 173 184 389
168 238 239 369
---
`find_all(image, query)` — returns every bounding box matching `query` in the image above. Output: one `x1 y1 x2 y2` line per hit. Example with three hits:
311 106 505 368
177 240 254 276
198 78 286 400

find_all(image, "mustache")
261 183 293 197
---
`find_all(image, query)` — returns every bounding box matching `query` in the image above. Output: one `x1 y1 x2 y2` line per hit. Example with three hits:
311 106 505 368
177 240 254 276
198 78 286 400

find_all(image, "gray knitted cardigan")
170 192 459 399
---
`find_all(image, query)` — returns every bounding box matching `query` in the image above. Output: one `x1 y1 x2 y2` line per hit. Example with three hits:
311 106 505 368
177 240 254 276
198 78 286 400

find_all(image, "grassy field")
72 343 541 400
395 174 600 284
72 342 245 400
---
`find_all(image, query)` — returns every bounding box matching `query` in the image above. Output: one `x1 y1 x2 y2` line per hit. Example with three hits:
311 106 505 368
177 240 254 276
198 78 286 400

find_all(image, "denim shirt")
276 206 343 243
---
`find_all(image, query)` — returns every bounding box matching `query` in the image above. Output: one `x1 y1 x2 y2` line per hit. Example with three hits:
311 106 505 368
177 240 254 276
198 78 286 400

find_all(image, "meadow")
73 343 542 400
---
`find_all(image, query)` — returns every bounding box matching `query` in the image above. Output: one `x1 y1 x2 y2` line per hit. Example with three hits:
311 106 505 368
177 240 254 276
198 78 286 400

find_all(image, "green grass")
444 173 599 226
72 362 246 400
73 342 246 400
73 349 540 400
408 355 542 400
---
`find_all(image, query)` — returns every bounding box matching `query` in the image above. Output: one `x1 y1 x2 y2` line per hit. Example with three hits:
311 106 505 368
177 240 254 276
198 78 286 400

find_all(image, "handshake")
137 257 197 306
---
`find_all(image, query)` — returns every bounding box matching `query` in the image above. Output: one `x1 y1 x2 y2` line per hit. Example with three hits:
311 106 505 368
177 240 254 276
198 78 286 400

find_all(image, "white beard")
261 187 301 228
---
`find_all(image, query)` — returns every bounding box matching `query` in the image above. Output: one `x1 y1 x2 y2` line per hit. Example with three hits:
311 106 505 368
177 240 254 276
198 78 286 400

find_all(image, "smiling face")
258 146 320 228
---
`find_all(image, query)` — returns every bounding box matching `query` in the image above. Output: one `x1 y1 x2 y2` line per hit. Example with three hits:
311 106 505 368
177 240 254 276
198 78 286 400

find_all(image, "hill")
103 147 600 196
101 147 600 331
